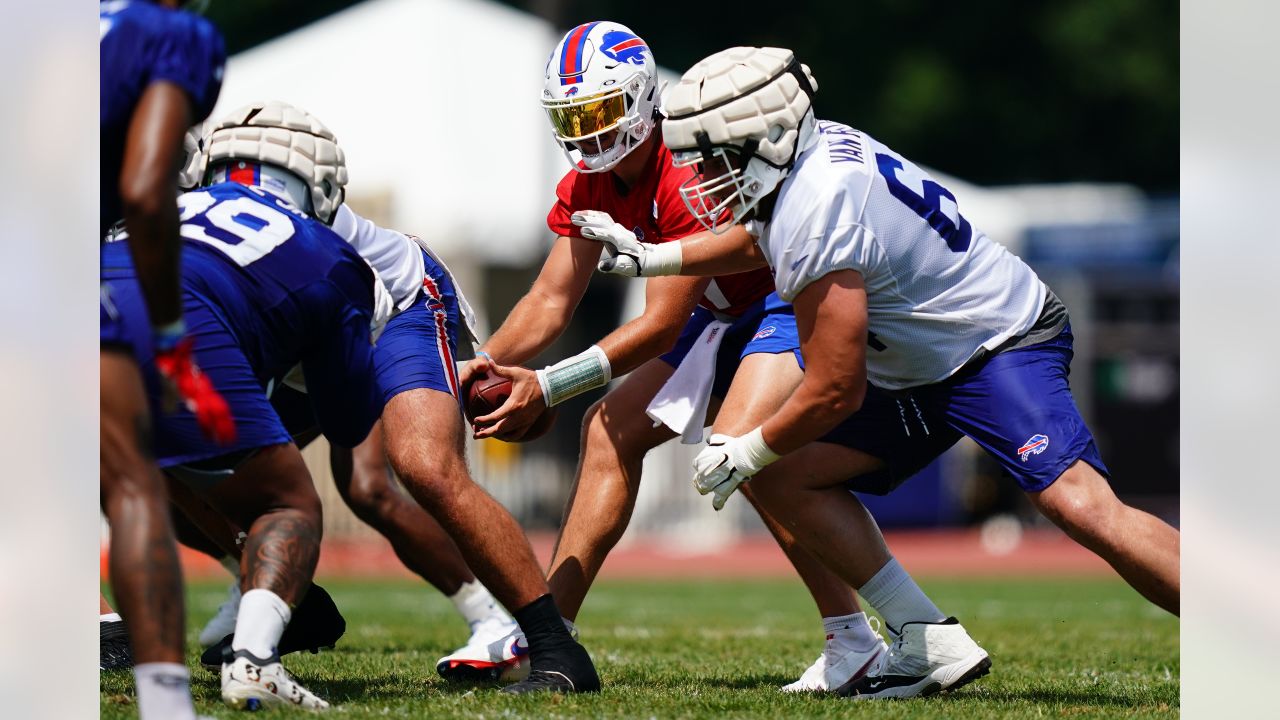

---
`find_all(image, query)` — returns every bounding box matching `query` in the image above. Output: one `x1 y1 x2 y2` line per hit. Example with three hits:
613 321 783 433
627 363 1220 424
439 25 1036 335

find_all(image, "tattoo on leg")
241 511 321 606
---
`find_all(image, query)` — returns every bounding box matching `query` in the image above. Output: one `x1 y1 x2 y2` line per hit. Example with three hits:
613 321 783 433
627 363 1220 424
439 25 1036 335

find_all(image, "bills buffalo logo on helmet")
1017 434 1050 462
600 30 648 66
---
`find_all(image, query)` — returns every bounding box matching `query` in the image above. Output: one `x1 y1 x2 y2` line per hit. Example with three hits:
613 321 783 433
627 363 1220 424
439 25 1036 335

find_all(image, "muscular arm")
119 81 193 328
759 270 869 455
677 224 769 276
595 274 709 377
480 235 598 365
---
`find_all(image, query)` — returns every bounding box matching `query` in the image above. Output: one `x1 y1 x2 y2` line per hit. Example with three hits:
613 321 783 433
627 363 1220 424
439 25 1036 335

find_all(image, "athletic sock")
512 594 577 658
100 612 123 624
231 589 291 659
857 558 946 633
822 612 881 650
449 580 511 630
134 662 196 720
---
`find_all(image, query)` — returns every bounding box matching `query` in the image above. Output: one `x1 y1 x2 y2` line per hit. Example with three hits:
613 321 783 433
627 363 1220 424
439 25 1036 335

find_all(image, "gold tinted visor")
545 90 627 141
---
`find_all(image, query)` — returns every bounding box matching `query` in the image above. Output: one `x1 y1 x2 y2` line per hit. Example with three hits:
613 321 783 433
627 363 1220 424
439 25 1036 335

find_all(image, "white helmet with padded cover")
662 47 818 233
201 101 348 224
541 21 659 173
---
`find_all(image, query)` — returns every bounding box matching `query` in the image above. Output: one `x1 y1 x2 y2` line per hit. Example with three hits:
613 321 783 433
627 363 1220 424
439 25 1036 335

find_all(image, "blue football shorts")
660 292 802 398
99 273 293 469
662 293 1108 494
267 248 463 440
370 249 463 408
820 324 1109 494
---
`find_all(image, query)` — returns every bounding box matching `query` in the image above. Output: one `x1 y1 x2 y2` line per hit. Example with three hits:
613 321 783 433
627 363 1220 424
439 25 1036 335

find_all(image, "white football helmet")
662 47 818 233
541 21 659 173
201 101 348 224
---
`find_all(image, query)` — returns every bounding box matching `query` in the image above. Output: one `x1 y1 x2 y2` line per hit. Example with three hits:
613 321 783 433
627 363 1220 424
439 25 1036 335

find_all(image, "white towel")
646 319 731 444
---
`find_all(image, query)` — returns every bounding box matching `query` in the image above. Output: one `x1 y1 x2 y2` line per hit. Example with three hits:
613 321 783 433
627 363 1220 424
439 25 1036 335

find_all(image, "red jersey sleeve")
547 170 588 238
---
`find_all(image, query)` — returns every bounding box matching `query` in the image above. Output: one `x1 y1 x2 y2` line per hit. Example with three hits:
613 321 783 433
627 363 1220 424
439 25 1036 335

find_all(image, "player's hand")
691 429 781 511
458 353 491 403
153 336 237 445
572 210 670 277
472 362 547 442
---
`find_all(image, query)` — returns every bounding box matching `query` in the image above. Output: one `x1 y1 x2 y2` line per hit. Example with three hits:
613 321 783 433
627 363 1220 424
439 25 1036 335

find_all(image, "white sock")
231 589 291 659
220 555 240 579
822 612 880 650
449 580 510 629
100 612 122 624
858 558 946 633
134 662 196 720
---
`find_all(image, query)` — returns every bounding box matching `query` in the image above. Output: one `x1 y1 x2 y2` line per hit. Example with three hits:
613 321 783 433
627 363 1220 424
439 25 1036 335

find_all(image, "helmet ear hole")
768 124 785 142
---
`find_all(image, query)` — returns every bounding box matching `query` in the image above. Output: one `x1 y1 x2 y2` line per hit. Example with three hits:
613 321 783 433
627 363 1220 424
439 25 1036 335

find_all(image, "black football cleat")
100 619 133 671
501 643 600 695
201 582 345 670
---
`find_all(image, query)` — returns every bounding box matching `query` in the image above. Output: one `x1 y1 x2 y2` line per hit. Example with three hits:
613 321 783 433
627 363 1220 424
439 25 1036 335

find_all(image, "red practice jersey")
547 142 775 317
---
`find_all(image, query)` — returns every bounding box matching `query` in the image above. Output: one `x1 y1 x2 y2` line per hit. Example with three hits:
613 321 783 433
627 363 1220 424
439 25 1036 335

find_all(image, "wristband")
535 345 612 407
644 241 683 276
737 426 781 475
151 318 187 353
475 350 493 362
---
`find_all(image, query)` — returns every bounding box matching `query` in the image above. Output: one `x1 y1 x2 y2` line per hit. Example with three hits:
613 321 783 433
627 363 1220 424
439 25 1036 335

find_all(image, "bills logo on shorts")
1017 434 1050 462
633 226 645 241
753 325 777 340
600 30 648 65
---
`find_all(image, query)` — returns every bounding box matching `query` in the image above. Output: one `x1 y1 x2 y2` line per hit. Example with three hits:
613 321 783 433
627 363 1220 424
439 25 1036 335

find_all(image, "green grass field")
101 576 1178 718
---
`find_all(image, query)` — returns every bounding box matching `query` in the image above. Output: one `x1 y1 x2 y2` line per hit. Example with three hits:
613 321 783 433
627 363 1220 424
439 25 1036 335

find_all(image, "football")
465 371 557 442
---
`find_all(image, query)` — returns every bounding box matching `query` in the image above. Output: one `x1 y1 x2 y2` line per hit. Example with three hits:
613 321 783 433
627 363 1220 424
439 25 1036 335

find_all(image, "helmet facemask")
672 127 796 233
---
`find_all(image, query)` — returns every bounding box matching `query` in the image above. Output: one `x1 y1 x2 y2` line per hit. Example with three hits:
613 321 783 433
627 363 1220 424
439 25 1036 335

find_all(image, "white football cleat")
782 635 889 693
836 617 991 699
199 582 242 648
436 616 528 683
221 649 329 711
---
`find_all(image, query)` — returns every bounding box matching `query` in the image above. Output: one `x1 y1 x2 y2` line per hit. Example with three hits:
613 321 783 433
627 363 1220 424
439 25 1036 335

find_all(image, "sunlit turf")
101 575 1178 718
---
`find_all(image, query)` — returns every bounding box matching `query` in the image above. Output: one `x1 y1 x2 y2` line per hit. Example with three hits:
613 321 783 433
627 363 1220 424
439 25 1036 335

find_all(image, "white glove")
692 427 781 511
571 210 682 277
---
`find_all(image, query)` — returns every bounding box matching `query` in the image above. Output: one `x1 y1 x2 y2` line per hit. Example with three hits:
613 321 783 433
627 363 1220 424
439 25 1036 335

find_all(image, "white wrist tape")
644 241 683 276
535 345 612 407
736 426 781 475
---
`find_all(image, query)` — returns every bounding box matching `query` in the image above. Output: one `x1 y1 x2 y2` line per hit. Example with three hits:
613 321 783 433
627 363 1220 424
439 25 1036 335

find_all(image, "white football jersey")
750 120 1046 390
332 203 425 313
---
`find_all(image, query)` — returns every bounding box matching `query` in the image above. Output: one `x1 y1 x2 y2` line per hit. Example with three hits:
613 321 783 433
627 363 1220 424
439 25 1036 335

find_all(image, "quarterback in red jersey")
436 22 962 696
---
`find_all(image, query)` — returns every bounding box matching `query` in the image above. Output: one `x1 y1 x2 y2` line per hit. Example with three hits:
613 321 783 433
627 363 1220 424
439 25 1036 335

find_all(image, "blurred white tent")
213 0 565 269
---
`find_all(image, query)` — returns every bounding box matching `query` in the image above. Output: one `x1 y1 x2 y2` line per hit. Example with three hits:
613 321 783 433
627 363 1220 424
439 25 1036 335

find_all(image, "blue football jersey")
101 182 382 446
100 0 226 234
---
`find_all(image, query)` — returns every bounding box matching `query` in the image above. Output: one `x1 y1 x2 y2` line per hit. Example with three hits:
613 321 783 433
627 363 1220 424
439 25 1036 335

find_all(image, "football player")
99 0 228 716
185 104 601 696
444 21 972 694
178 110 518 668
104 101 394 709
586 46 1181 698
